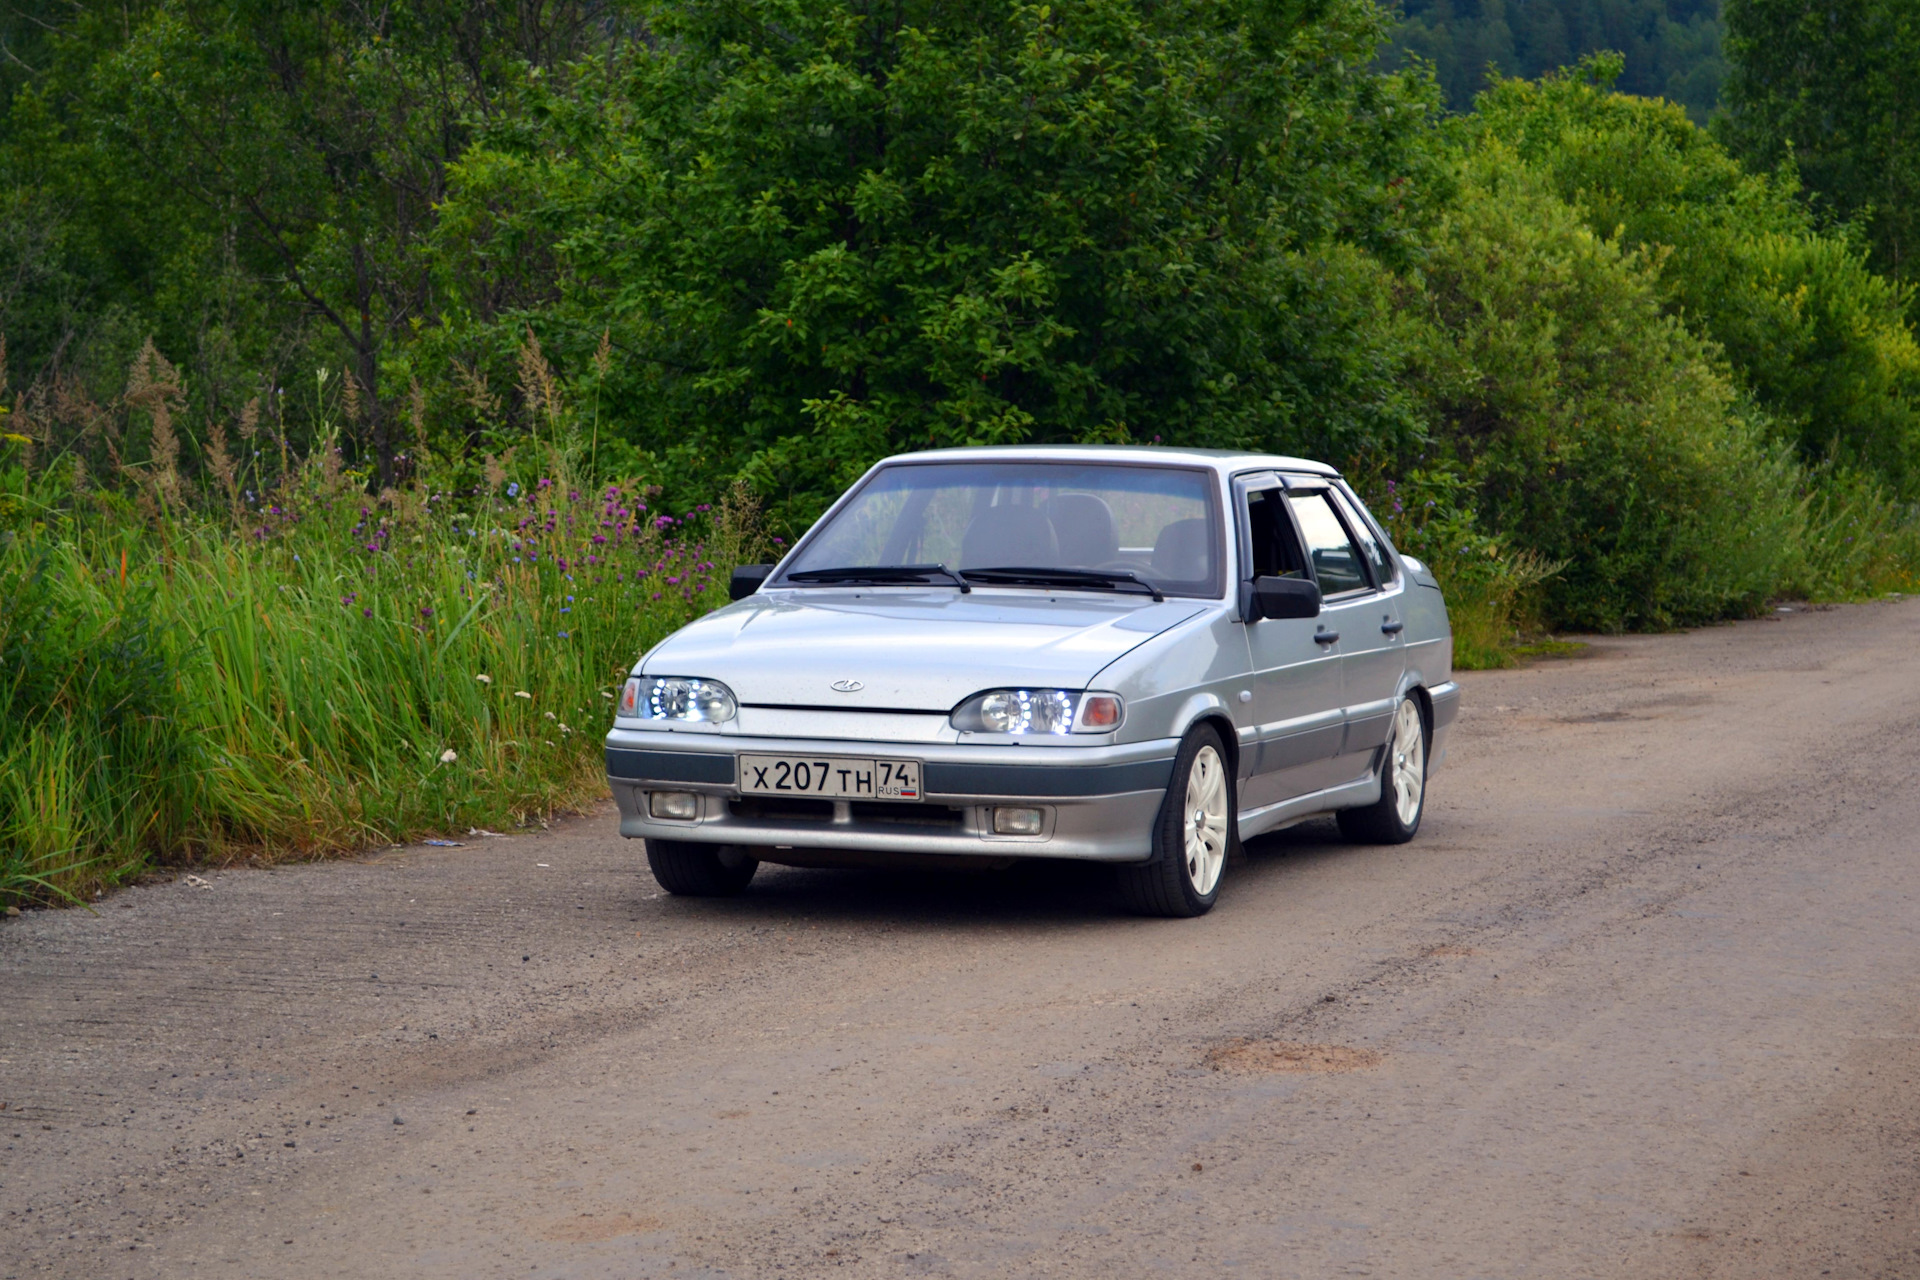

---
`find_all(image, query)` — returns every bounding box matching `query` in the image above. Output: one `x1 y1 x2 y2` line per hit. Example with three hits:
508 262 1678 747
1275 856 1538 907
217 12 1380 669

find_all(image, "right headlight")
619 675 738 723
950 689 1124 735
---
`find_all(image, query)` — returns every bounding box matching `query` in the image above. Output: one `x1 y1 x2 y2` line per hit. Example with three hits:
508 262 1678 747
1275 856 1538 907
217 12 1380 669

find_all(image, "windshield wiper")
959 566 1165 602
785 564 971 593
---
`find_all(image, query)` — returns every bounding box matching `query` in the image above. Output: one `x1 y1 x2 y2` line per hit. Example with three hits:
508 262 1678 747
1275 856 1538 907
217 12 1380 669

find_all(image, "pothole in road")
1557 710 1636 724
539 1210 664 1243
1204 1040 1383 1074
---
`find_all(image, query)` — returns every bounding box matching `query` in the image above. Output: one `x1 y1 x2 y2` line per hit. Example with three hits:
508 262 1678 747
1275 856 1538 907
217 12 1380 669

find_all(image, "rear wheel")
1116 724 1235 918
1337 695 1427 845
645 839 759 896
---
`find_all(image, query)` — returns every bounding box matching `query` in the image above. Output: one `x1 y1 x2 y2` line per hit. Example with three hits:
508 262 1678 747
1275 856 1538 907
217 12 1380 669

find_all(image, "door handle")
1313 630 1340 645
1381 620 1405 635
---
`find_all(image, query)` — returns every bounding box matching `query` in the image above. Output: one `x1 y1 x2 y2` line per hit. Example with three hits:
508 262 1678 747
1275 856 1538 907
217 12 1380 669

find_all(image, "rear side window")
1332 489 1395 586
1287 493 1370 595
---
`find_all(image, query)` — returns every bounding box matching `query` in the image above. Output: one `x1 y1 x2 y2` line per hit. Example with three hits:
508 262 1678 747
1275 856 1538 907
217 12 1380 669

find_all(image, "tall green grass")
0 448 767 906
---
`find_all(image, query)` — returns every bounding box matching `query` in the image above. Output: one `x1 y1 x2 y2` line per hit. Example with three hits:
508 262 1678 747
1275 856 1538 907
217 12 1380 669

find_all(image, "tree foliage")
1384 0 1725 121
1718 0 1920 285
1473 58 1920 495
0 0 1915 646
435 0 1442 518
3 0 624 479
1410 138 1806 628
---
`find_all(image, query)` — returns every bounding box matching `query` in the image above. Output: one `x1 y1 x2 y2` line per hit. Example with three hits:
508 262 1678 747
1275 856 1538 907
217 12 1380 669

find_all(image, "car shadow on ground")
626 816 1368 928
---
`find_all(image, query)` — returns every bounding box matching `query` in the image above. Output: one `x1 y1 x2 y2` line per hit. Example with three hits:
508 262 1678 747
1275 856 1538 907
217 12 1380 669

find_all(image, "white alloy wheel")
1389 696 1427 826
1183 744 1230 895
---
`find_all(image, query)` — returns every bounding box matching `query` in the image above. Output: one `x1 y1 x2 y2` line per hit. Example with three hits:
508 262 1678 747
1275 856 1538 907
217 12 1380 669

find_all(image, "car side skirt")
1235 774 1383 841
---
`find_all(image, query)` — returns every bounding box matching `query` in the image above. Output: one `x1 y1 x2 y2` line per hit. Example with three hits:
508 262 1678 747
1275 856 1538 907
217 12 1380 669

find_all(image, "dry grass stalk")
455 361 500 422
711 478 772 568
206 419 242 525
517 327 562 436
409 378 428 452
341 366 363 426
124 338 185 515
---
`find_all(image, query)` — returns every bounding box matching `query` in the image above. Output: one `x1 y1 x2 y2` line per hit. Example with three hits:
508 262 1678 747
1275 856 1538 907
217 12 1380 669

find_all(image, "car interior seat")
1151 518 1212 584
1045 494 1119 568
959 504 1060 569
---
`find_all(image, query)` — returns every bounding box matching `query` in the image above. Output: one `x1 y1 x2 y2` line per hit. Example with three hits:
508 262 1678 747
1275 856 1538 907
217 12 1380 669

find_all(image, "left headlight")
950 689 1124 735
619 675 738 723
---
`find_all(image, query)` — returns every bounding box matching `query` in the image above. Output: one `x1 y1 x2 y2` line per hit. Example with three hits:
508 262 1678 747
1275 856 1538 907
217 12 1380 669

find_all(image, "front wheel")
1337 694 1428 845
645 839 759 896
1116 724 1235 918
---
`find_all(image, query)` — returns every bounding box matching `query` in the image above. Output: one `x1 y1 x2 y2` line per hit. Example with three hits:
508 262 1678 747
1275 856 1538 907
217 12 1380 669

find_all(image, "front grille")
849 801 966 829
726 796 967 830
730 796 834 823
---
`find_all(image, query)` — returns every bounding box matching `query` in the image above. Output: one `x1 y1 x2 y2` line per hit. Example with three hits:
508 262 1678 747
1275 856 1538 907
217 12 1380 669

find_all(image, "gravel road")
5 599 1920 1280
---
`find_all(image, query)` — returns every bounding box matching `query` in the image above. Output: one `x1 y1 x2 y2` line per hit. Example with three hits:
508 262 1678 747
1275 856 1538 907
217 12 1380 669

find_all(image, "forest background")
2 0 1917 904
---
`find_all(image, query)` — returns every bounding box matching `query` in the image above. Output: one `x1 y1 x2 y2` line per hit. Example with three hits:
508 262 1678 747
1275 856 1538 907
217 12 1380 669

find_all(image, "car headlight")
620 675 738 723
950 689 1124 735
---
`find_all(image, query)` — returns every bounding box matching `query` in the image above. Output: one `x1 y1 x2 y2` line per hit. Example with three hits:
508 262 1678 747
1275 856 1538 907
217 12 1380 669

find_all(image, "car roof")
878 444 1340 477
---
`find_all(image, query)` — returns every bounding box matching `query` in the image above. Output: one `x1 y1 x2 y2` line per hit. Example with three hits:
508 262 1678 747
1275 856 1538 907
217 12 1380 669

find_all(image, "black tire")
1337 694 1428 845
1115 723 1236 918
645 839 759 896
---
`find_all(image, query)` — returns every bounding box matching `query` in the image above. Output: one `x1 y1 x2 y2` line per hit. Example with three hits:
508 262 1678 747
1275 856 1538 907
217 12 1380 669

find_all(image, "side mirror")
729 564 775 601
1250 575 1321 621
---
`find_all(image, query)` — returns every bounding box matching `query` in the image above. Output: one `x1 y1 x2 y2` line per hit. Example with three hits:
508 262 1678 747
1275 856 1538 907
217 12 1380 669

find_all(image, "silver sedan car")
605 446 1456 916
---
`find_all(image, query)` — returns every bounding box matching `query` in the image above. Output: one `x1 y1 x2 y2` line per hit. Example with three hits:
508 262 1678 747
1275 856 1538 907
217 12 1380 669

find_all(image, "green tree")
432 0 1443 520
6 0 620 479
1474 59 1920 495
1411 140 1807 629
1384 0 1726 122
1718 0 1920 284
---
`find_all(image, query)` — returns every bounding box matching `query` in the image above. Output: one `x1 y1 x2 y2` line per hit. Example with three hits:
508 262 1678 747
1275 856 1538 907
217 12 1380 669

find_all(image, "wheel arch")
1398 678 1434 738
1163 692 1241 780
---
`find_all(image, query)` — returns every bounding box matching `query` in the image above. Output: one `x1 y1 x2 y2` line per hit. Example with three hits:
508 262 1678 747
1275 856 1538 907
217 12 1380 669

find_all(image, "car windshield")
781 461 1223 597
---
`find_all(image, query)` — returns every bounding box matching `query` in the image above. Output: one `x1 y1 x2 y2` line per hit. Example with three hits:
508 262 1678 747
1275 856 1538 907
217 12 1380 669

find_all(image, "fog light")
648 791 699 820
992 806 1044 835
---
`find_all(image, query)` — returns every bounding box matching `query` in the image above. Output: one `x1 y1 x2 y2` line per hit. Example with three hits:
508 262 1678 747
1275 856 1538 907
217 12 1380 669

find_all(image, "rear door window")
1332 489 1395 586
1287 492 1371 596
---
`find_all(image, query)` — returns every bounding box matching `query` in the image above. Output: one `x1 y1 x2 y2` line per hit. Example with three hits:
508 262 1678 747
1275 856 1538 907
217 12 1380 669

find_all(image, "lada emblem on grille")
830 679 865 693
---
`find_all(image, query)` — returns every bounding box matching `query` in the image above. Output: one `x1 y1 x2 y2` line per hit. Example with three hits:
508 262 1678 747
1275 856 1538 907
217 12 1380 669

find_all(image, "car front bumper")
604 727 1178 863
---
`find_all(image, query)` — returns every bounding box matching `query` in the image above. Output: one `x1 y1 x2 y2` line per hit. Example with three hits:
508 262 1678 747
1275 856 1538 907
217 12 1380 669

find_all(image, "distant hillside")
1384 0 1725 121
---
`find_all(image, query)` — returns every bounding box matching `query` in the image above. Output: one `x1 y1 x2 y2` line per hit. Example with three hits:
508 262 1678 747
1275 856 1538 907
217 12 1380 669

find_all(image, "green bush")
1412 143 1806 630
1362 465 1561 668
1471 60 1920 498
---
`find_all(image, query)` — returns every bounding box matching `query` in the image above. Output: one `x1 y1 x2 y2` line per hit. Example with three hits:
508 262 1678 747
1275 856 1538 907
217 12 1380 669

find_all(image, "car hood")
640 589 1207 710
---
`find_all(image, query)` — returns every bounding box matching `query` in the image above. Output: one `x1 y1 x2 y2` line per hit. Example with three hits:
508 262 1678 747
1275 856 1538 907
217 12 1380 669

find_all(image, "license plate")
738 754 922 801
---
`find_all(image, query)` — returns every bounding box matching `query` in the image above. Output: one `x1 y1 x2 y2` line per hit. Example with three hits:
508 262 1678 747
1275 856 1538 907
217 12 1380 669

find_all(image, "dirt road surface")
5 599 1920 1279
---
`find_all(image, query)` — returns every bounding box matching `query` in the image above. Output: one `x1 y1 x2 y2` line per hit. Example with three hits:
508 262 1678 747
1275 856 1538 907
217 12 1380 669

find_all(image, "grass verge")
1 452 767 906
